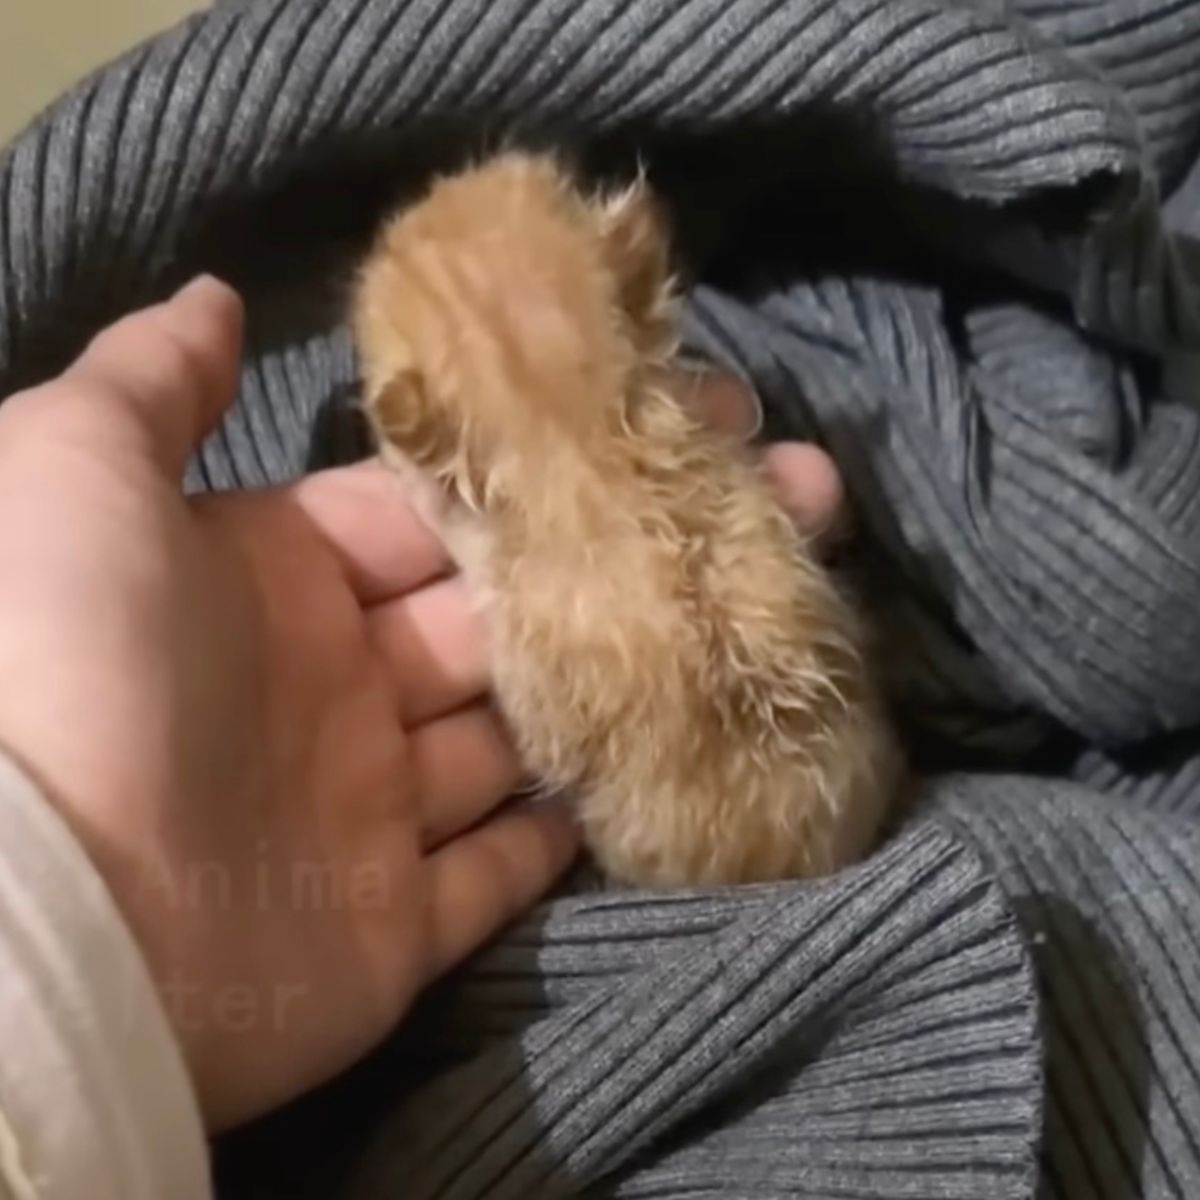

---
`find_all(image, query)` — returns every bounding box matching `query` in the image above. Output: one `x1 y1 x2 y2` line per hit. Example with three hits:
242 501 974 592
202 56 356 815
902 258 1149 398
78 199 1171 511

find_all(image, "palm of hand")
0 277 846 1132
0 281 571 1130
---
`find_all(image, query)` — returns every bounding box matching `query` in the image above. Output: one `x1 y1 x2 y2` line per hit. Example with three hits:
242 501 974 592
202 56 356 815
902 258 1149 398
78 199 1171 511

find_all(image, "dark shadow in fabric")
1010 896 1153 1200
305 386 372 473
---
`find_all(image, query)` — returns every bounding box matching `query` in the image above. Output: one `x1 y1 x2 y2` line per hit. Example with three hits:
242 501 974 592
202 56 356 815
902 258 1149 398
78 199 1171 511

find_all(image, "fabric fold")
346 825 1041 1200
933 776 1200 1200
3 1 1200 1198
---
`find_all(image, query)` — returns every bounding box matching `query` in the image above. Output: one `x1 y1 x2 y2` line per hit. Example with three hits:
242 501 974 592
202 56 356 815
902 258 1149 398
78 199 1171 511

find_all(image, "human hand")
0 278 847 1132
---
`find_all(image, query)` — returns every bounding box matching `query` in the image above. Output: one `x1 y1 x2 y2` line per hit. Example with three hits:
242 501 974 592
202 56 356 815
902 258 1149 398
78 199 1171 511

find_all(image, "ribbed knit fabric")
345 824 1041 1200
3 1 1200 1197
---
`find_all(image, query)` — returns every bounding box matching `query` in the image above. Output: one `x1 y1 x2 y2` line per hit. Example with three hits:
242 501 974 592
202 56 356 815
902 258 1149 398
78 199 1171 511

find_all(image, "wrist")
0 748 211 1197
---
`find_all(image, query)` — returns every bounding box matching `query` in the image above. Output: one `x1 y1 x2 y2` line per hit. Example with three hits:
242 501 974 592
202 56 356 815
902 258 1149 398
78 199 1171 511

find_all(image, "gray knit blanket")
4 0 1200 1196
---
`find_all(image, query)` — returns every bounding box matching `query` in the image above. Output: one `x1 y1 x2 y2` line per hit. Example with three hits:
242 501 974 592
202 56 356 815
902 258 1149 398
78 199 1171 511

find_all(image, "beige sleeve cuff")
0 751 210 1200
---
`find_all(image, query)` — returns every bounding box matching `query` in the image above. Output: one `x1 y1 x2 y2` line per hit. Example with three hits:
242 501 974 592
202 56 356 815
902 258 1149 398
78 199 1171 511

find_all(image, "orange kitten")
352 151 901 887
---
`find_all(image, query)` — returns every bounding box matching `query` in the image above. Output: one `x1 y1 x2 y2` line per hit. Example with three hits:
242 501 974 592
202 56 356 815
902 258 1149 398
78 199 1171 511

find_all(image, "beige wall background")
0 1 201 144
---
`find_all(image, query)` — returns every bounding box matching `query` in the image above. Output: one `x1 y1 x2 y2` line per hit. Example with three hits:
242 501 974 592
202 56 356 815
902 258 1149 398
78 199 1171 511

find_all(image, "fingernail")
721 371 765 440
175 274 236 303
677 356 765 440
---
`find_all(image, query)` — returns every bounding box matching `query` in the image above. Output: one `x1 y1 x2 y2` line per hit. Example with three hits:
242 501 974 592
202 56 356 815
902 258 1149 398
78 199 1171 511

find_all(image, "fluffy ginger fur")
352 151 901 887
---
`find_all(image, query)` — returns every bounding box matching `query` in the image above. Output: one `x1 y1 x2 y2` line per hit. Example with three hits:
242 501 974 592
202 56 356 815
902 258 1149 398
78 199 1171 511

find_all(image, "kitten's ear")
365 367 488 508
366 367 455 468
596 175 677 357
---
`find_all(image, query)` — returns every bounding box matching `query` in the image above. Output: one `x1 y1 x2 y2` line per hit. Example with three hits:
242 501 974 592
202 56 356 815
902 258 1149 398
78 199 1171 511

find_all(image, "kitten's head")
352 151 678 508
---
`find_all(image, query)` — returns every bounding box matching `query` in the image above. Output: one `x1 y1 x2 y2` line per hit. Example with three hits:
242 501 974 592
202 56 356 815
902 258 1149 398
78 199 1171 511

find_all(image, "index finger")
291 458 453 603
672 369 762 439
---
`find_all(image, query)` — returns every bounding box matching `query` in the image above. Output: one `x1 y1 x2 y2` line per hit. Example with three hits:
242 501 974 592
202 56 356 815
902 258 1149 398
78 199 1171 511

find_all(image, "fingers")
62 276 244 478
409 705 522 849
295 370 846 617
366 577 489 725
292 460 453 604
676 369 850 548
421 801 580 984
762 442 849 547
674 368 762 439
350 393 848 729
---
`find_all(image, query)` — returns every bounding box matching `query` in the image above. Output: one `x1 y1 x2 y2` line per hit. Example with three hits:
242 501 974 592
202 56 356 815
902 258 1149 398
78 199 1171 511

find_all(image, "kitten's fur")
353 152 901 887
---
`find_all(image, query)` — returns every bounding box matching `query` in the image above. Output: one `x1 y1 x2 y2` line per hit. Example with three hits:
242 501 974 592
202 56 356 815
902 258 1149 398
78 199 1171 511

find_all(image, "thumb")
59 276 245 478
